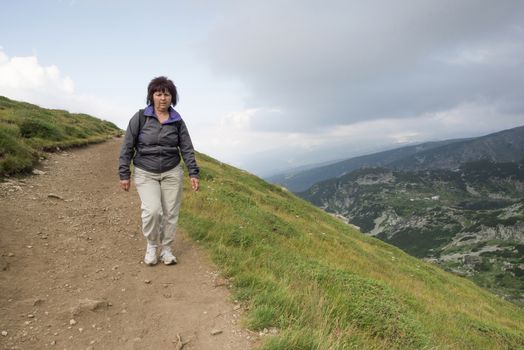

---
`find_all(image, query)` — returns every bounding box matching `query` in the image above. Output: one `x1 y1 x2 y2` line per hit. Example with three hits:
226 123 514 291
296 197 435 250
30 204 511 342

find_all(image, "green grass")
0 95 121 176
179 154 524 349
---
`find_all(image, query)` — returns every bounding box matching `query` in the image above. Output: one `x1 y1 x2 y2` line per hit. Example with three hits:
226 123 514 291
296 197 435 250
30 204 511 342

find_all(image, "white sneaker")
144 244 158 265
160 246 177 265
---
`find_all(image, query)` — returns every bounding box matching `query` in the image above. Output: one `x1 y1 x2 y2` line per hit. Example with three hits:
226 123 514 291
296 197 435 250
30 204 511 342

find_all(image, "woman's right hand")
120 179 130 191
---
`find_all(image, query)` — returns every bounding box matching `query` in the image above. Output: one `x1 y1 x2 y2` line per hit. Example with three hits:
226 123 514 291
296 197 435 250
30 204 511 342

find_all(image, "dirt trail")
0 139 257 350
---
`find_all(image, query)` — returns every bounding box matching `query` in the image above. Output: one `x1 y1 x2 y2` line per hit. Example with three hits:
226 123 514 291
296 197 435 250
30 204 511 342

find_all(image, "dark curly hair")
147 76 178 107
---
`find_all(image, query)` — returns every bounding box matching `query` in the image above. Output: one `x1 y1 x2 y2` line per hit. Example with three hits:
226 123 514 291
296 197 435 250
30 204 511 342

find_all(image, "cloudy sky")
1 1 523 176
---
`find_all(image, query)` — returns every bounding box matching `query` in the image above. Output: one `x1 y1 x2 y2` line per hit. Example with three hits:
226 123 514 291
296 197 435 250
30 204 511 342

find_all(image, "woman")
119 76 200 265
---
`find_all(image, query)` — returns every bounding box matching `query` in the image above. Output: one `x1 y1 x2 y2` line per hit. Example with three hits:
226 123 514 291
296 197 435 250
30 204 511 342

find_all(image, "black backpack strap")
135 109 146 148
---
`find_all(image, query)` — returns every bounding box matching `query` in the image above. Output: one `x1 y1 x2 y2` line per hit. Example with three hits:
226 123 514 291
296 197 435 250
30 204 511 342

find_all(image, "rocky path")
0 138 256 350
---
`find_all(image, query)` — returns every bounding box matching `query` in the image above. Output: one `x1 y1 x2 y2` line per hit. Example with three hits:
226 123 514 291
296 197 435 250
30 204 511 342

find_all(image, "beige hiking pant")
134 165 183 247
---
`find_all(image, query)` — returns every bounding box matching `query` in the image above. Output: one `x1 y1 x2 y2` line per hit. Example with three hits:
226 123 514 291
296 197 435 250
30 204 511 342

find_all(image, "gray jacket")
118 108 200 180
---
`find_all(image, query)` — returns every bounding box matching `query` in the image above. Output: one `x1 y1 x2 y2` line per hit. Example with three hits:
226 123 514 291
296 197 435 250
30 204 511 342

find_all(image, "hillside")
0 96 121 177
268 125 524 192
1 138 523 348
299 160 524 306
179 154 524 349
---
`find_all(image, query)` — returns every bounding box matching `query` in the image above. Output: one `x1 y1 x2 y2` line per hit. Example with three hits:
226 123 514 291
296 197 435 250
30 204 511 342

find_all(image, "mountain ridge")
390 125 524 170
268 125 524 192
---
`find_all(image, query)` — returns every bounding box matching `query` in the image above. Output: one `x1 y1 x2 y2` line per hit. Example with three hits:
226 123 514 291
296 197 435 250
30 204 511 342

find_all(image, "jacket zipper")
158 121 162 172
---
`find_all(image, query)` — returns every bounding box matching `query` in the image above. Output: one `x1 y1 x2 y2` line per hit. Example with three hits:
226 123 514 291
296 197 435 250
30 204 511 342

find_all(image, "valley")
299 160 524 305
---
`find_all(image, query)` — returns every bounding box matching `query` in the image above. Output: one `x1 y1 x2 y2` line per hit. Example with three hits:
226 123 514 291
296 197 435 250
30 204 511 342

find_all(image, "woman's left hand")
190 177 200 192
120 179 130 191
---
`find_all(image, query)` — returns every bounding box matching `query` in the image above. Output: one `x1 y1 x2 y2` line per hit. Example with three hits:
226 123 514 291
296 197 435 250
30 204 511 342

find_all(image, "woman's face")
153 90 172 111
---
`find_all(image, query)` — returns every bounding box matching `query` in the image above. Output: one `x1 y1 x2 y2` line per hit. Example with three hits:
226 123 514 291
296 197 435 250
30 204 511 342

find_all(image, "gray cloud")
200 0 524 132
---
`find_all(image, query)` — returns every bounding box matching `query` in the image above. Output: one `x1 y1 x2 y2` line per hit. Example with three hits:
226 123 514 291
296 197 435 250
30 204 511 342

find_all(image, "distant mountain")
390 126 524 170
298 159 524 305
267 139 465 192
266 158 345 181
268 125 524 192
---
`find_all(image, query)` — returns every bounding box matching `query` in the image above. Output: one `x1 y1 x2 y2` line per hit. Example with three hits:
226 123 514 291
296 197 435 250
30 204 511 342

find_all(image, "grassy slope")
180 153 524 350
0 96 121 176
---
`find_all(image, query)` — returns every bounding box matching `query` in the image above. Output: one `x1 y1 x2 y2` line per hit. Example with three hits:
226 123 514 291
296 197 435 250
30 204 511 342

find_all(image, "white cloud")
196 108 282 156
0 52 73 99
218 108 258 130
0 49 126 125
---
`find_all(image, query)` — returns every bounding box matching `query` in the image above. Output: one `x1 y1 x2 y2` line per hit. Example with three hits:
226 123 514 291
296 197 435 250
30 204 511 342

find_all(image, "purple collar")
143 104 182 124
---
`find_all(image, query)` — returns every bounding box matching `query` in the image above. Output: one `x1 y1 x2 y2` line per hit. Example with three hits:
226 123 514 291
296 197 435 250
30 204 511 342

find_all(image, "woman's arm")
178 120 200 191
118 111 141 185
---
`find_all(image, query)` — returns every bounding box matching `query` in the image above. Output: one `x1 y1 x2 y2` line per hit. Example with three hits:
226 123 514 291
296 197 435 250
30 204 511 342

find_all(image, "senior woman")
119 76 200 265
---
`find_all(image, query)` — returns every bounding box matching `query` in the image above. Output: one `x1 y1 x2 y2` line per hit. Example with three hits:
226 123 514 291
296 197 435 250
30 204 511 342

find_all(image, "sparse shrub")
476 259 492 272
261 332 321 350
248 304 277 330
64 125 88 139
0 126 36 175
227 229 254 247
471 242 487 252
19 118 65 140
0 154 34 175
